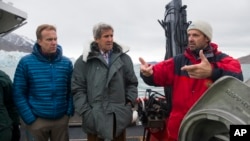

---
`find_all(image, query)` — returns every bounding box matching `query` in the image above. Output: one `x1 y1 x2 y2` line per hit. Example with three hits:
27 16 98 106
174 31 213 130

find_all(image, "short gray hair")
93 22 113 39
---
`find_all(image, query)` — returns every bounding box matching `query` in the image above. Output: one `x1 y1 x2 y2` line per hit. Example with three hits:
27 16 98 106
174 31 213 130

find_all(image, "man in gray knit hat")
187 20 212 41
139 20 243 141
186 20 213 53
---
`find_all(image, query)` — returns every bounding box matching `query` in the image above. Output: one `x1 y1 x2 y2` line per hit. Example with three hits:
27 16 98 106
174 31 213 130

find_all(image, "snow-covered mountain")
0 33 33 67
0 32 34 52
0 33 76 67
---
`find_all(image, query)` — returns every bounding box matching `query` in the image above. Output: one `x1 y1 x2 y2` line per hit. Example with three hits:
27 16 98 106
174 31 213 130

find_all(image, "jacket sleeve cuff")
140 72 155 86
211 68 222 81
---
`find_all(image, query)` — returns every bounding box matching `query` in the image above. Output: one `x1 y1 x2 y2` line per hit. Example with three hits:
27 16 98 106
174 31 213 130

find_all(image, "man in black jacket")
0 70 20 141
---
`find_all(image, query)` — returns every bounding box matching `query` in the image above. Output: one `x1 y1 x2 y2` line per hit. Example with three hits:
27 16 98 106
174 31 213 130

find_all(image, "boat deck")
20 124 145 141
19 114 145 141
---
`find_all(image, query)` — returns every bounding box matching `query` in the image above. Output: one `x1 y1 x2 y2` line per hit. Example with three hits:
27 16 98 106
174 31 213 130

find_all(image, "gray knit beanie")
187 20 213 41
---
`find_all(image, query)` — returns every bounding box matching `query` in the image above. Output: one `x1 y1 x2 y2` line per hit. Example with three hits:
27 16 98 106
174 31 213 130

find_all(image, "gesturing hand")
181 50 212 79
139 57 153 77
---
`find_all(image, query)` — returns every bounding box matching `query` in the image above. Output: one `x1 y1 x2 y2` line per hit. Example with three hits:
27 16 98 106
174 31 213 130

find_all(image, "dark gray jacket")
72 42 138 140
0 70 20 138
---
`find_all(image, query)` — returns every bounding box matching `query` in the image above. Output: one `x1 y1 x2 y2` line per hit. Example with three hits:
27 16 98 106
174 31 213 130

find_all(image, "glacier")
0 50 28 67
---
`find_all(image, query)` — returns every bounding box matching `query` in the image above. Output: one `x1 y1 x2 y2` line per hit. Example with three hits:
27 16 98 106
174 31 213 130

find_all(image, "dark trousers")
87 130 126 141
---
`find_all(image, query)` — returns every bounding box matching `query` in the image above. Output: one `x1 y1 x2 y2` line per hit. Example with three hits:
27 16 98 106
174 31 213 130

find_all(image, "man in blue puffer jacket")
13 24 74 141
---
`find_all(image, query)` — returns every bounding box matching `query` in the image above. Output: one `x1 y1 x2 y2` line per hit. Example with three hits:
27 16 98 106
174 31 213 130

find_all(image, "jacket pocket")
114 105 133 137
82 110 96 134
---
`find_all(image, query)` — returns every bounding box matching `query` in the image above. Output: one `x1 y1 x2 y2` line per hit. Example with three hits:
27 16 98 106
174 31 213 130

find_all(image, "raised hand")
181 50 212 79
139 57 153 77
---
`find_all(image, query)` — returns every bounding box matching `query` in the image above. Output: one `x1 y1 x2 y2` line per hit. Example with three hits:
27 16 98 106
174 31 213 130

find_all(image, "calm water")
1 64 249 97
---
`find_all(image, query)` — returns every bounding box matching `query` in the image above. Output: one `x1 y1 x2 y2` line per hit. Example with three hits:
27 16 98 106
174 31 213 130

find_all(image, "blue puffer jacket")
13 43 74 125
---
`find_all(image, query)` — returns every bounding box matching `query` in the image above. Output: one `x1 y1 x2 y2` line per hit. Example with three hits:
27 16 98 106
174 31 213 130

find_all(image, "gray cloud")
7 0 250 63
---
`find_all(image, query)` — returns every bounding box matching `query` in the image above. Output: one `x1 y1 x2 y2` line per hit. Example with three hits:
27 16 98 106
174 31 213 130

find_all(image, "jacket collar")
32 42 62 62
82 41 129 62
184 42 219 60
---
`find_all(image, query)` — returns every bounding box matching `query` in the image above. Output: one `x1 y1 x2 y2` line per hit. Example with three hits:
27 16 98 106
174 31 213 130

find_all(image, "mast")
158 0 189 115
158 0 189 59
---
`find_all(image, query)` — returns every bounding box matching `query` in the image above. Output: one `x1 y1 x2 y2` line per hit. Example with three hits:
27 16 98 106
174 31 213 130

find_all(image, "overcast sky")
5 0 250 63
